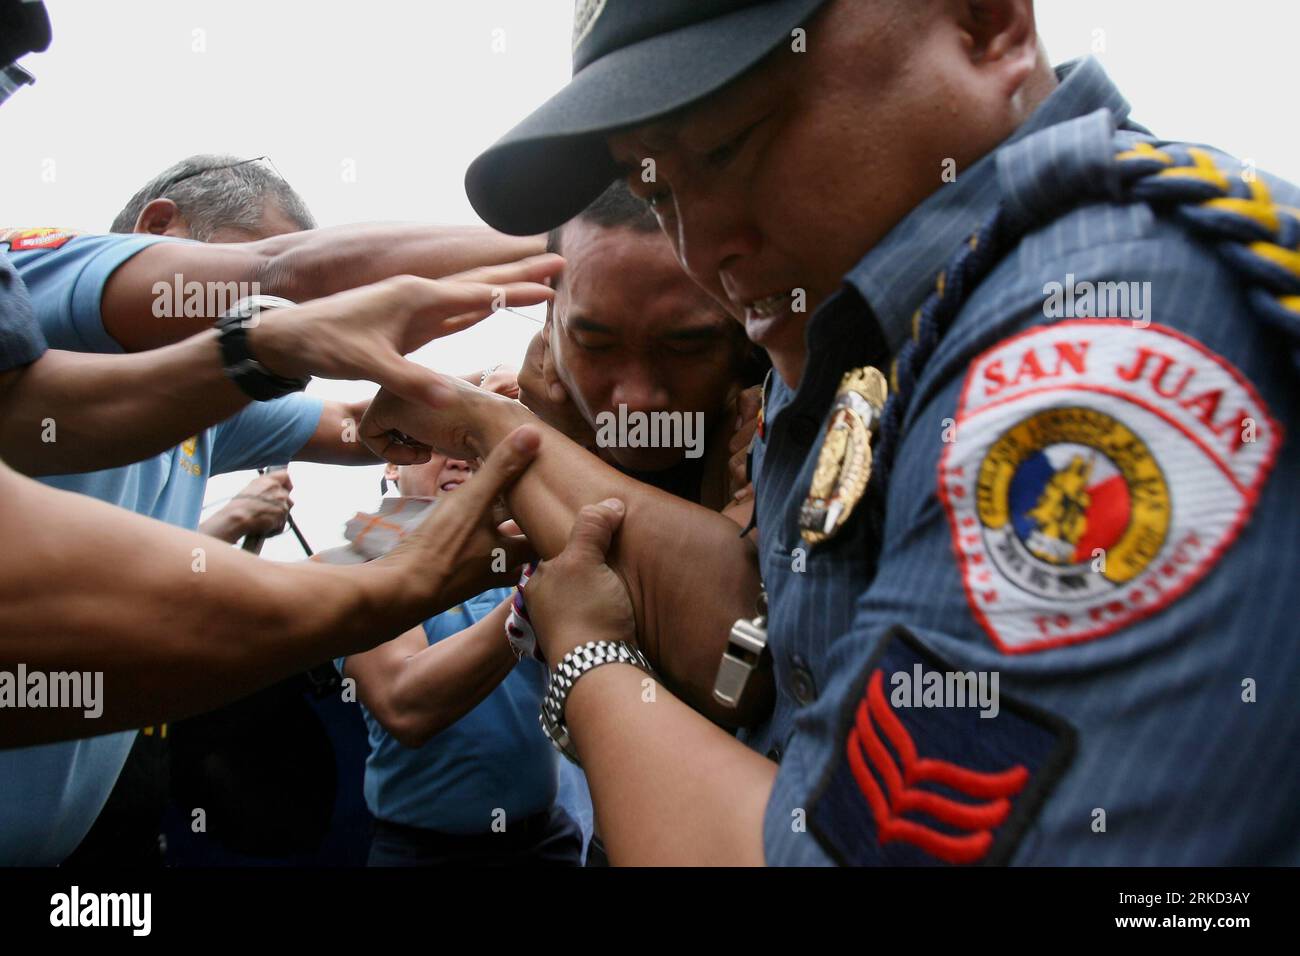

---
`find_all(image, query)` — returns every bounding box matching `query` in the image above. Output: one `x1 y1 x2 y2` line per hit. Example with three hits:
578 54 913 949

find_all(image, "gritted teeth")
747 291 793 316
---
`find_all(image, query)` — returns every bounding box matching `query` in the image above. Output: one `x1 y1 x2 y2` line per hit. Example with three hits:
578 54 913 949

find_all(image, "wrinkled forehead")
557 223 731 336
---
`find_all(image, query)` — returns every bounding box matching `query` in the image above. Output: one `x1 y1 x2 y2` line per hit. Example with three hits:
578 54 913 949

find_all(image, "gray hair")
109 154 316 240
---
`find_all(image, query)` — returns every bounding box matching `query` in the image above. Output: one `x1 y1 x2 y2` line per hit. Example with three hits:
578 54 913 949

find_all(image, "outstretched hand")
251 254 563 407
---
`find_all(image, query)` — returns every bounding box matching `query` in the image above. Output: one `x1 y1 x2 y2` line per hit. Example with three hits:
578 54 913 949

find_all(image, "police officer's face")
134 198 303 244
608 0 1042 387
207 203 302 243
549 220 742 472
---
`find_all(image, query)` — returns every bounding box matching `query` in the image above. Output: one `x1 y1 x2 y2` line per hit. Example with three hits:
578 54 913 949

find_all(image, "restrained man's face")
608 0 1039 387
397 454 473 498
549 220 742 472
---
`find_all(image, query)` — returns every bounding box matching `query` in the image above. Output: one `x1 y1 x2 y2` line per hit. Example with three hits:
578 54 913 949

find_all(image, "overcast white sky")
3 1 1295 558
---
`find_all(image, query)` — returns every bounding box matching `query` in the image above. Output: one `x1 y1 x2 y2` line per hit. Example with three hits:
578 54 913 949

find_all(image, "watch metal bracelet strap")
541 640 655 765
713 587 769 708
215 295 311 401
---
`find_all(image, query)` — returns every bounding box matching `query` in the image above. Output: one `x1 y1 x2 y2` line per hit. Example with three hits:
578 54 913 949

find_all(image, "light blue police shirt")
0 233 322 865
341 587 560 835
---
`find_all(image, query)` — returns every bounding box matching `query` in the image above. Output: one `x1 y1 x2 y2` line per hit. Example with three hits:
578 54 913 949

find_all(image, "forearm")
377 601 517 746
0 462 436 745
0 336 249 476
196 510 243 544
296 398 380 465
468 398 767 726
256 224 546 305
104 226 546 351
565 662 775 865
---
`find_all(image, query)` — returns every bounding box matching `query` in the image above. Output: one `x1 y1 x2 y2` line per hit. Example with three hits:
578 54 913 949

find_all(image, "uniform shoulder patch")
808 627 1075 866
939 320 1281 654
0 227 82 251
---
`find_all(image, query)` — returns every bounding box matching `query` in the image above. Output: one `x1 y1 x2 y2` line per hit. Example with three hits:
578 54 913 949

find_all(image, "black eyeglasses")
153 155 288 197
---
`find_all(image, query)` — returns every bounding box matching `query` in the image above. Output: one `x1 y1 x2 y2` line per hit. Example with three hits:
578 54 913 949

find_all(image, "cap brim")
466 0 830 235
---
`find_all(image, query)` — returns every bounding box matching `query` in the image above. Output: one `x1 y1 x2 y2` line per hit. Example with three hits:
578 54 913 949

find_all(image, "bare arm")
0 260 559 476
526 501 773 865
343 599 516 748
295 398 378 465
567 665 773 865
362 383 770 727
0 334 248 475
104 225 546 351
0 426 541 747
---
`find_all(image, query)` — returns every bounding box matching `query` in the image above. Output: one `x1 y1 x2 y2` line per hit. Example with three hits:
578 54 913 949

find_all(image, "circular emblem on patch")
940 321 1280 654
976 406 1170 601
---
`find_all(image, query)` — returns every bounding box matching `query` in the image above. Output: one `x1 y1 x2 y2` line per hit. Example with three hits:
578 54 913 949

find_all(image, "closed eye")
646 187 673 211
705 119 762 170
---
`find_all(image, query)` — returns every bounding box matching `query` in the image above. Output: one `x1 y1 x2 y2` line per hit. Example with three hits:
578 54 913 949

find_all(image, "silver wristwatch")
541 640 654 765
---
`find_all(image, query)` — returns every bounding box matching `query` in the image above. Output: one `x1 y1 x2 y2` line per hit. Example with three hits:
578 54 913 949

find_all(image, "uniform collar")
834 56 1136 360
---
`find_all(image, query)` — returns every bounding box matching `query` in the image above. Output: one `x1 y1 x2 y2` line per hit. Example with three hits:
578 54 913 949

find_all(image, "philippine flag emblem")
1012 441 1132 566
982 406 1171 602
940 321 1280 654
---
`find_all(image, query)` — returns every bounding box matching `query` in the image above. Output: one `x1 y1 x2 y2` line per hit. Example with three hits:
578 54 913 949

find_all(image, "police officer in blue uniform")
0 0 561 865
0 1 50 371
466 0 1300 864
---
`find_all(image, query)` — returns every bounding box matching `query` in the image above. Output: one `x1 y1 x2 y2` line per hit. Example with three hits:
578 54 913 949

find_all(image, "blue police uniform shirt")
341 587 559 835
0 250 46 370
0 232 323 865
6 231 173 353
11 230 324 524
752 57 1300 865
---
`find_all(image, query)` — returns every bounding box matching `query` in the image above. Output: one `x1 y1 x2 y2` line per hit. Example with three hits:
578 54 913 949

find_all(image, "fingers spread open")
445 253 565 288
369 352 449 408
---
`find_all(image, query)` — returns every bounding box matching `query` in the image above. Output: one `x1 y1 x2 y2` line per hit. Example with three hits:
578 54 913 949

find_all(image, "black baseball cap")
465 0 831 236
0 0 51 72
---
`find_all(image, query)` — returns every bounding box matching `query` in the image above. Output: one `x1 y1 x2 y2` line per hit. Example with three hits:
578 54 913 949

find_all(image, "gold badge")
798 366 888 545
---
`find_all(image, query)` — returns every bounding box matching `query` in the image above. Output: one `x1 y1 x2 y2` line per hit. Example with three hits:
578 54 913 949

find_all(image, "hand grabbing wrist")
464 387 533 459
522 499 636 665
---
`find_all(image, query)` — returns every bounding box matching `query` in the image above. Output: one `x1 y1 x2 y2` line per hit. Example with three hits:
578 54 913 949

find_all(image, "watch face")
217 298 309 400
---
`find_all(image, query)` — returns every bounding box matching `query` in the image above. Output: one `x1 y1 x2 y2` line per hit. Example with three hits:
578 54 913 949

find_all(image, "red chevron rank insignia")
809 627 1075 866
